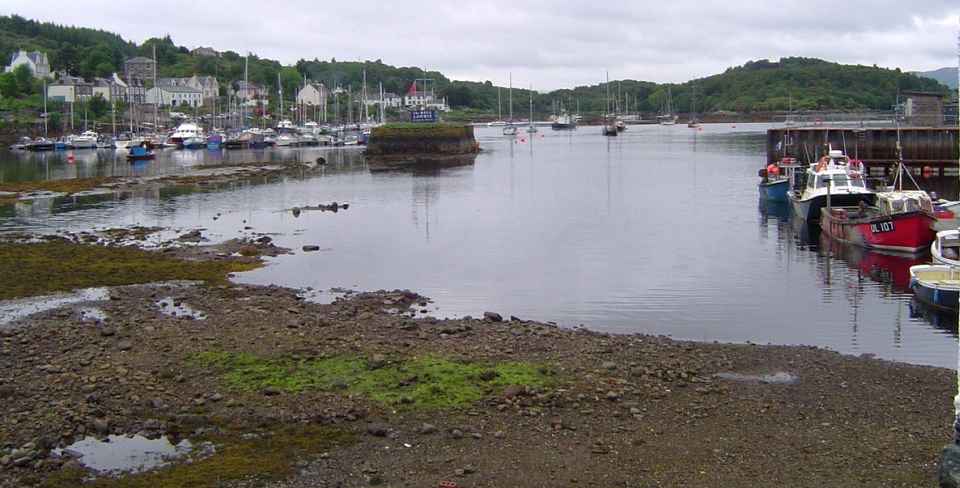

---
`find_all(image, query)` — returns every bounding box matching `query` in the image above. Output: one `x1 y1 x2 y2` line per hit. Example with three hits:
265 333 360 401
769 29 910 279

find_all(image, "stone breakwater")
364 123 479 156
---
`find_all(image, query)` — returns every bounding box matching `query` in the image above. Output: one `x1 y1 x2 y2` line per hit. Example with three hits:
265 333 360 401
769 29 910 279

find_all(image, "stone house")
123 56 156 84
47 76 93 103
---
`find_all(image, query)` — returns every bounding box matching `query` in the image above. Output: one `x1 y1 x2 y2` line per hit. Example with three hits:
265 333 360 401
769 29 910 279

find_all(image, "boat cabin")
875 190 933 217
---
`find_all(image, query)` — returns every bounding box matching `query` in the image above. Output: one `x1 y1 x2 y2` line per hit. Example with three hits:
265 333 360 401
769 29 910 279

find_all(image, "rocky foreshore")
0 267 955 486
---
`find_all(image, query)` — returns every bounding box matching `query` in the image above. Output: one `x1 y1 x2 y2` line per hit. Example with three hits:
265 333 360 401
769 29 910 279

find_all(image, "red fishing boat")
820 164 936 253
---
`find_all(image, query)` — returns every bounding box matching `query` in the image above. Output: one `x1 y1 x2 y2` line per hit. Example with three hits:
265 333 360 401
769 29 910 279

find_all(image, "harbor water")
1 123 957 369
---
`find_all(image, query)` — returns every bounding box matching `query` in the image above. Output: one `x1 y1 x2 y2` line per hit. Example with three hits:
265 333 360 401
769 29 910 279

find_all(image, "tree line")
0 14 951 120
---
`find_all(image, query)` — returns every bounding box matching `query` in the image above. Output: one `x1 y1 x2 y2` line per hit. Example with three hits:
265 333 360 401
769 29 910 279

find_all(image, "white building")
361 92 402 109
296 82 330 107
157 75 219 102
5 50 50 79
146 85 204 108
403 90 448 111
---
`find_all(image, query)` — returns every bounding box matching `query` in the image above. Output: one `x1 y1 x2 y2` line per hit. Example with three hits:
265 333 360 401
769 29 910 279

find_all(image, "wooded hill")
0 14 951 119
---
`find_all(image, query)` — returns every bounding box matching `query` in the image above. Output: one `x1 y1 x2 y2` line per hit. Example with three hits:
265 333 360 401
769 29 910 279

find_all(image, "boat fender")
922 166 932 179
815 157 826 172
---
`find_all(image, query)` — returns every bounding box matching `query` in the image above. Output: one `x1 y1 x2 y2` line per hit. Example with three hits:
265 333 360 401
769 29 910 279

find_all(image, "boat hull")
790 193 875 222
931 229 960 266
820 208 936 253
758 178 789 203
909 265 960 312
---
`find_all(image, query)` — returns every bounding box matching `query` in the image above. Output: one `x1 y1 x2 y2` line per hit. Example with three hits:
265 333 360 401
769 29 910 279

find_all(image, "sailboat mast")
508 72 513 123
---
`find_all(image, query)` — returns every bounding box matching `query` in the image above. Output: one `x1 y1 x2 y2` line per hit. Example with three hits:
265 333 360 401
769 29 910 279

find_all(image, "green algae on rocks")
0 240 260 300
192 352 558 410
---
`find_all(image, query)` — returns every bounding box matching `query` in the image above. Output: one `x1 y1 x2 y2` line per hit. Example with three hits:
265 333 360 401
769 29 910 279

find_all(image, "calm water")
2 123 958 369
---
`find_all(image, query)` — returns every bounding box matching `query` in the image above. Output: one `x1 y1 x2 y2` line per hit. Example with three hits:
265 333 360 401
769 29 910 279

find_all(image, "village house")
191 46 219 57
91 74 131 103
145 85 203 108
403 89 449 111
233 80 267 101
296 82 330 107
47 76 92 103
5 50 50 79
123 56 156 85
157 75 219 102
360 92 403 109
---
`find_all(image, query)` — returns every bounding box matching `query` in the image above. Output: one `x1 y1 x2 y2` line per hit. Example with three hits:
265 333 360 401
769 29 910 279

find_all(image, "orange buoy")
66 151 75 163
923 166 932 179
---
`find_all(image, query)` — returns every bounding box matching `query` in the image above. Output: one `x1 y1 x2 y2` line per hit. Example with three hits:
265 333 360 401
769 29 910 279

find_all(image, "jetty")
766 125 959 179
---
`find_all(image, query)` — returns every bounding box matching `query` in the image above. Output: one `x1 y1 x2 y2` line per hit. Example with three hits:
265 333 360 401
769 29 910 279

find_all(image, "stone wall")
365 123 478 156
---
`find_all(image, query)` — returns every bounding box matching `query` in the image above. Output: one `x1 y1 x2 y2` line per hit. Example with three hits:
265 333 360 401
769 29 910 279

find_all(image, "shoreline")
0 157 957 485
0 236 955 486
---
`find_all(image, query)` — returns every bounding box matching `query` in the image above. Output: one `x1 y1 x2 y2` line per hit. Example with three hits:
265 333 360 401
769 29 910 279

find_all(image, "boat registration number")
870 220 895 233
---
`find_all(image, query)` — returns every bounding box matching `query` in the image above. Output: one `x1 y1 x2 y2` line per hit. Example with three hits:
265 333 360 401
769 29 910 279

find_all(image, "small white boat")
931 229 960 267
68 130 99 149
909 264 960 313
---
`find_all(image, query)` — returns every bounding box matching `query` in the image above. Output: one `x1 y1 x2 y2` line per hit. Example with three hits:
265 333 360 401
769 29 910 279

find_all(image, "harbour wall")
766 126 958 180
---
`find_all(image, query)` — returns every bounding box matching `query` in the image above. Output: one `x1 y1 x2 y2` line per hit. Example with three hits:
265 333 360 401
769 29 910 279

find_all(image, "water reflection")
2 124 959 369
0 146 367 184
909 298 959 336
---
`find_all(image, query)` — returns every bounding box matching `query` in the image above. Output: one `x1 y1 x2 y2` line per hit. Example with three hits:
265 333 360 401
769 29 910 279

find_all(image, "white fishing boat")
167 122 205 148
788 149 875 222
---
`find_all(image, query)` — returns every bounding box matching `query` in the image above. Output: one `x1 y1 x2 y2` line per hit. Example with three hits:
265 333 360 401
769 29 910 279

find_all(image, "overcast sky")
3 1 958 90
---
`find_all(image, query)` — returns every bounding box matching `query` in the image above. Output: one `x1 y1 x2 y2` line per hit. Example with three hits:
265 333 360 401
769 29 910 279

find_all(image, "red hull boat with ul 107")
819 164 937 253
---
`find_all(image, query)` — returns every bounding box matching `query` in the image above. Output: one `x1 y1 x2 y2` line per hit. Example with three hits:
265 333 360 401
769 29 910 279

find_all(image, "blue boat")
206 134 223 150
909 264 960 313
758 177 789 202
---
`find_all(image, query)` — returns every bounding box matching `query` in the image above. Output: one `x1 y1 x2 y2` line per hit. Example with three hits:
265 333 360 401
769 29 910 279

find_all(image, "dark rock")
366 424 387 437
483 311 503 322
478 370 499 381
99 326 117 337
502 385 525 399
939 443 960 487
177 414 211 427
